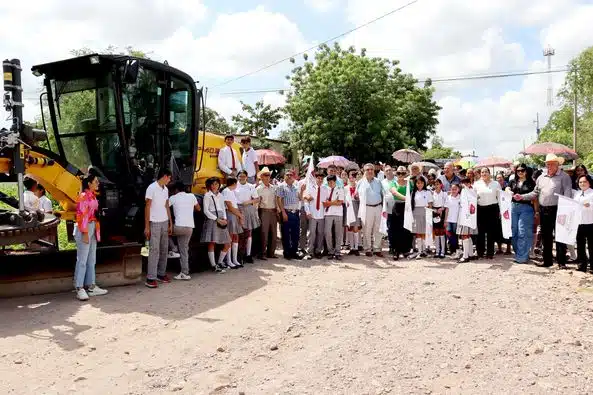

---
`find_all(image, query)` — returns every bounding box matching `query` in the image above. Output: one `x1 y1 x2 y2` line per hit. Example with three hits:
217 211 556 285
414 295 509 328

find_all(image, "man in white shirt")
169 181 201 280
144 168 173 288
357 163 385 257
23 178 40 211
324 175 345 260
303 172 327 259
240 136 259 184
218 135 242 177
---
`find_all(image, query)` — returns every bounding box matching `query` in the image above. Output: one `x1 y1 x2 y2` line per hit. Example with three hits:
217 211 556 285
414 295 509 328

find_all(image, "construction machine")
0 54 238 297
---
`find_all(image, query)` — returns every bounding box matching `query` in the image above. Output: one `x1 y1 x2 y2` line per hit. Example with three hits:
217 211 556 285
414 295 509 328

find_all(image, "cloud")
153 6 308 82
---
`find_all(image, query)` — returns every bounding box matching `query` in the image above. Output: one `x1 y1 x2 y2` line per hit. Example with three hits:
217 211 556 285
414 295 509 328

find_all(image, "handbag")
212 195 227 229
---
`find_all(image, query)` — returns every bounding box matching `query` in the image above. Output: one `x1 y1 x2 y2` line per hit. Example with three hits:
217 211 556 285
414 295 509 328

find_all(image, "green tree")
422 136 461 160
283 43 440 163
204 107 236 134
232 100 283 138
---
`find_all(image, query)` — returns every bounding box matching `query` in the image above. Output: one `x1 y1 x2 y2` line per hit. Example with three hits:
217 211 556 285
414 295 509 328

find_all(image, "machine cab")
31 54 202 240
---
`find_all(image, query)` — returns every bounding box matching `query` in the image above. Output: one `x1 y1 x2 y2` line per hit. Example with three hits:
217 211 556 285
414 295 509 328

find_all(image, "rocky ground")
1 252 593 395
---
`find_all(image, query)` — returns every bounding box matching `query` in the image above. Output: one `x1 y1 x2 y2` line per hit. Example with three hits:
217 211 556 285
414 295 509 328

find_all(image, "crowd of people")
57 133 593 300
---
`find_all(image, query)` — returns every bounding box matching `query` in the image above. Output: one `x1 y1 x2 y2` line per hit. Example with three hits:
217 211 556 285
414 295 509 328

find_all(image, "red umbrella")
477 156 512 168
256 149 286 165
521 142 578 160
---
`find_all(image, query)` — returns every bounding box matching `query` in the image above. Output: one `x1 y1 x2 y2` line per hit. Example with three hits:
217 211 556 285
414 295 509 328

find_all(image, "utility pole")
543 46 555 106
534 112 540 138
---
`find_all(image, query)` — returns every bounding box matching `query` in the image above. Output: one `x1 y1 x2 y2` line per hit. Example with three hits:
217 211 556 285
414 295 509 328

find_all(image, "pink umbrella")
521 142 578 160
317 155 350 168
477 156 512 168
256 149 286 165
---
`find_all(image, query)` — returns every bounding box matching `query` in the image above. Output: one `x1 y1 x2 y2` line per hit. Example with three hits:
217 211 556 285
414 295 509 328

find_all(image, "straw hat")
258 167 272 176
544 153 565 165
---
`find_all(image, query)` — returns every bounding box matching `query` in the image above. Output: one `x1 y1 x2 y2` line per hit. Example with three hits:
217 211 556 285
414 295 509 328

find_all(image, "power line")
218 67 569 96
211 0 420 88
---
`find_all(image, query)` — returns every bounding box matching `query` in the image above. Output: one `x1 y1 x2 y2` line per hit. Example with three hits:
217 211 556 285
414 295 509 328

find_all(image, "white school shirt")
242 148 258 178
445 195 461 223
574 188 593 225
23 190 39 211
169 192 198 228
222 187 239 209
432 190 446 208
39 195 53 212
305 184 329 220
474 179 501 206
414 190 433 208
324 186 345 217
145 181 169 222
203 191 227 220
217 145 243 176
234 182 258 204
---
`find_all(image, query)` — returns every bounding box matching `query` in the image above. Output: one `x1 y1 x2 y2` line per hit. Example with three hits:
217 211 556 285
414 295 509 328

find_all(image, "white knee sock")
463 239 470 259
218 251 228 265
353 233 359 249
246 237 252 256
435 236 441 254
418 238 424 252
225 250 232 265
208 251 216 267
439 236 446 254
469 238 474 257
232 242 239 264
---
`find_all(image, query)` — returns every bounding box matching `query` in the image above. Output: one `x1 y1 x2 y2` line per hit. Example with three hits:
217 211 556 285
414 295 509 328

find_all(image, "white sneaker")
168 251 181 259
174 273 191 281
76 288 89 301
87 285 108 297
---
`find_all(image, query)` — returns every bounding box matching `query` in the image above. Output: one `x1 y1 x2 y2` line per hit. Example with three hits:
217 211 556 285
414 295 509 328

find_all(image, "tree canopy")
231 100 283 139
204 107 236 134
283 43 440 163
422 136 461 160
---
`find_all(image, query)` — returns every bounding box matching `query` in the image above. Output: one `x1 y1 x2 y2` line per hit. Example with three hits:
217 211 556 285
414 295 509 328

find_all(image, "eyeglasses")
396 172 406 176
516 169 526 173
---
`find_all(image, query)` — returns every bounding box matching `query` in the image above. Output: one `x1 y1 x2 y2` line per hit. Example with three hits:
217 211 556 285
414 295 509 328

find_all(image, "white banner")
499 190 513 239
404 180 414 232
458 188 477 230
425 208 434 247
555 194 582 245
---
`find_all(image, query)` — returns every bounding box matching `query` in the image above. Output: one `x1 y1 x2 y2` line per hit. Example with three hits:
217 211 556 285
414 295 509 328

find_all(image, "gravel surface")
1 253 593 394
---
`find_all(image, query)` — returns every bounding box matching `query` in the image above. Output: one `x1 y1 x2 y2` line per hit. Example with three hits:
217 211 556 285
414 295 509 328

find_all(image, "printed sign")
458 188 477 230
555 194 582 245
499 190 513 239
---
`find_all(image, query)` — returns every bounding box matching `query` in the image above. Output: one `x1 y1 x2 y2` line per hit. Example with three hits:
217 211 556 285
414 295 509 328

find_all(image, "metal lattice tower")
543 45 555 106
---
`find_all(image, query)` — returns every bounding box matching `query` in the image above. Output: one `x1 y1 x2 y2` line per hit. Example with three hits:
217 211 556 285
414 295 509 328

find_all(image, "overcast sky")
1 0 591 158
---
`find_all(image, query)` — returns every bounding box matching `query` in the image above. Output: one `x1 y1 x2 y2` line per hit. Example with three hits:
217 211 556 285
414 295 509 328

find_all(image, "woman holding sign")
507 164 536 264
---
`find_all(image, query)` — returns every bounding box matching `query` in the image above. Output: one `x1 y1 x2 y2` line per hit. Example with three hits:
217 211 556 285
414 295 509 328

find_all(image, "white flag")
555 194 582 245
458 188 477 229
425 208 434 247
404 180 414 232
499 190 513 239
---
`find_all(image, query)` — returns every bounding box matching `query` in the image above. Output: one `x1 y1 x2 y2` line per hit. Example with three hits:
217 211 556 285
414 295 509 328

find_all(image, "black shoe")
458 257 470 263
258 255 268 261
536 262 553 267
353 250 360 257
393 254 399 261
558 264 568 270
327 255 334 260
284 254 292 260
348 250 356 255
293 254 303 260
314 253 323 259
334 255 342 261
244 255 254 264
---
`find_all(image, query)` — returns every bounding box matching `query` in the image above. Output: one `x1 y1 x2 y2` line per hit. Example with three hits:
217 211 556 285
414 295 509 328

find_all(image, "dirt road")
1 254 593 394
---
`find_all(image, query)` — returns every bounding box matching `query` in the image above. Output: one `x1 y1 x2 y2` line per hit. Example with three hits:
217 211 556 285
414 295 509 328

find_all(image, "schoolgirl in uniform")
410 175 433 259
432 179 447 258
457 177 478 263
201 177 232 272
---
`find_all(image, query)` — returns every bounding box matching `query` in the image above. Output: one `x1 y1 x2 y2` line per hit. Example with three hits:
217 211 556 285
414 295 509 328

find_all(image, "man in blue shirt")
277 170 304 260
357 163 385 257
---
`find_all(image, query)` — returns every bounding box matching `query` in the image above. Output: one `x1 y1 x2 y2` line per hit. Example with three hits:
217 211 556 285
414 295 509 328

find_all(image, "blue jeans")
74 222 97 288
281 211 300 258
446 222 458 252
511 203 534 263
